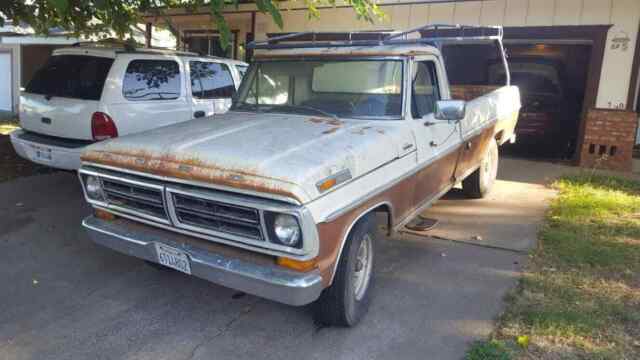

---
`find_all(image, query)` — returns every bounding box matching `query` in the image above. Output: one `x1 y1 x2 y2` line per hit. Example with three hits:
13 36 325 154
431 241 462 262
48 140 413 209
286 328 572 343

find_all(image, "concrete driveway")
0 158 557 360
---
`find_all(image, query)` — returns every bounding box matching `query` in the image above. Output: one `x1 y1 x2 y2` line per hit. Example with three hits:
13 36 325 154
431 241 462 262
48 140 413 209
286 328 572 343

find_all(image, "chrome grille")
171 193 264 240
102 179 167 219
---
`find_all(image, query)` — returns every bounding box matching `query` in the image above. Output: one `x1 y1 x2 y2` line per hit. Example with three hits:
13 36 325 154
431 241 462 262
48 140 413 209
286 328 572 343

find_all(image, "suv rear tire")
462 138 499 199
313 214 376 327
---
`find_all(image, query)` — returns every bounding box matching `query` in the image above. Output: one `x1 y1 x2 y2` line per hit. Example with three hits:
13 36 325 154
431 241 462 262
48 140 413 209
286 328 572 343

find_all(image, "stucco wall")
177 0 639 112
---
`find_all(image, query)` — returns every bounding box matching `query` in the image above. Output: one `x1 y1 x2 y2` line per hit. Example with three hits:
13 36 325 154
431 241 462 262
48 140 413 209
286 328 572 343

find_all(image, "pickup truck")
77 25 520 326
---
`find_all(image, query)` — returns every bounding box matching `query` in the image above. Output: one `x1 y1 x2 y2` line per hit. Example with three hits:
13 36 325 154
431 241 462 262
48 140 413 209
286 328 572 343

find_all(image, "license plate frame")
30 144 53 161
155 243 192 274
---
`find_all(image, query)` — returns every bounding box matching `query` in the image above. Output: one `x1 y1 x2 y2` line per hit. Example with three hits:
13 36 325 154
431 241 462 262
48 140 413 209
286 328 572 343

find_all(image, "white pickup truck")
77 25 520 326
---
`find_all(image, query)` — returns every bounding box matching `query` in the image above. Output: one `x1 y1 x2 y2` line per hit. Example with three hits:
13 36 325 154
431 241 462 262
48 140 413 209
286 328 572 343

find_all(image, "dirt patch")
0 135 56 183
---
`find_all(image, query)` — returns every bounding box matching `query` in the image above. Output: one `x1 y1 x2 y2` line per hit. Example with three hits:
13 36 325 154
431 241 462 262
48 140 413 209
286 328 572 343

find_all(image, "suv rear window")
190 61 235 99
26 55 114 101
123 60 181 101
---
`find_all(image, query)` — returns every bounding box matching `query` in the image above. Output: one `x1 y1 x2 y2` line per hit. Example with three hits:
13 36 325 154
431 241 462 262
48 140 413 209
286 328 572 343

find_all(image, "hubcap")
353 234 373 301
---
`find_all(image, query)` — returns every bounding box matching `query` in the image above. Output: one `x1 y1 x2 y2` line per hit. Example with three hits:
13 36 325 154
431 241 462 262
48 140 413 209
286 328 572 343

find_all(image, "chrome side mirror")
434 100 466 121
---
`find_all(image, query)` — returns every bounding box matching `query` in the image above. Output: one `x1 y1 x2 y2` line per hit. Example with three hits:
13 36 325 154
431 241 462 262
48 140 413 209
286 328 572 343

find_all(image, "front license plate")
155 243 191 274
31 145 53 161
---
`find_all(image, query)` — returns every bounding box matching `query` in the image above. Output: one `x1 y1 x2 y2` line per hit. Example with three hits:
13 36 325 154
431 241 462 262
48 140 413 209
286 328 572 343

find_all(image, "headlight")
85 175 105 201
273 214 301 247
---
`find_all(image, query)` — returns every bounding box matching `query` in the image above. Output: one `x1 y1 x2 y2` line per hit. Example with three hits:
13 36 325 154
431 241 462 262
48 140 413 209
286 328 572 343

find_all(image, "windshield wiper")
268 104 340 121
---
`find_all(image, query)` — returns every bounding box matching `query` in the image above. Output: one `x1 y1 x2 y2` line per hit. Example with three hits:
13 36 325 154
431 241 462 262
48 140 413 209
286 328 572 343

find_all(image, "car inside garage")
441 26 610 161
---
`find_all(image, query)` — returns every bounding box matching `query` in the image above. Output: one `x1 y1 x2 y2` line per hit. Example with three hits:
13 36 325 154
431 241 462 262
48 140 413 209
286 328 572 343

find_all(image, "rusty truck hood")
81 111 407 204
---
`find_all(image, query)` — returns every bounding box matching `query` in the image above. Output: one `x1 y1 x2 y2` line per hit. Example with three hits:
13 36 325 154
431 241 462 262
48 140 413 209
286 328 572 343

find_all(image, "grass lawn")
467 173 640 360
0 115 19 135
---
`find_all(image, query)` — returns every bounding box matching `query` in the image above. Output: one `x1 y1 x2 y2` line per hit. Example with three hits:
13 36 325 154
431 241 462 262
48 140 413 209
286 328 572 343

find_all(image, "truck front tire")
462 138 499 199
313 214 376 327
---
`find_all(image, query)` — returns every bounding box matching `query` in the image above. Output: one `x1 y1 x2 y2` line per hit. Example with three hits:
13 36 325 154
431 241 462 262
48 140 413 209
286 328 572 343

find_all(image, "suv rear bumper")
83 215 324 306
10 129 92 170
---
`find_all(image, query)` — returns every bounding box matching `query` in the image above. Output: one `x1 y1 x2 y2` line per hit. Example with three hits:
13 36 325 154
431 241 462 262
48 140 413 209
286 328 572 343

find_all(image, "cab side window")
190 61 236 99
412 61 441 118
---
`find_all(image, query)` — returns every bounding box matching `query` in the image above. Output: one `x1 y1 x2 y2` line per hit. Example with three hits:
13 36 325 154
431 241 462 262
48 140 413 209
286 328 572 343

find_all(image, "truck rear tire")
313 214 376 327
462 138 498 199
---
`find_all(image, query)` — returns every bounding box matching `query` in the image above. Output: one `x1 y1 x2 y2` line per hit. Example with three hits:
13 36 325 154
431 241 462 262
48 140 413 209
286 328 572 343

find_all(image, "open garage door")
0 52 12 112
500 42 591 159
442 26 610 161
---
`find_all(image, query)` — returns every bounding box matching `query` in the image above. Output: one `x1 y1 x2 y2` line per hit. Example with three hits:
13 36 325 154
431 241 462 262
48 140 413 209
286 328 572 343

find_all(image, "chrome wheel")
353 233 373 301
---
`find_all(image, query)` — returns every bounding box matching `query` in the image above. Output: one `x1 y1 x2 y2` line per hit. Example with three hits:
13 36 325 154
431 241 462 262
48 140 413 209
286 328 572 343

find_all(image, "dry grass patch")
466 174 640 360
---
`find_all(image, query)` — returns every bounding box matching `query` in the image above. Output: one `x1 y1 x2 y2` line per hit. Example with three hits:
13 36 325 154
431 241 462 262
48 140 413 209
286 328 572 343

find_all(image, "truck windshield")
233 60 404 119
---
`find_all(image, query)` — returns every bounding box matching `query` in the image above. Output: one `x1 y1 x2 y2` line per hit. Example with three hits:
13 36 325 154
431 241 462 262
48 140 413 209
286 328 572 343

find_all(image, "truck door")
188 60 237 119
409 57 462 206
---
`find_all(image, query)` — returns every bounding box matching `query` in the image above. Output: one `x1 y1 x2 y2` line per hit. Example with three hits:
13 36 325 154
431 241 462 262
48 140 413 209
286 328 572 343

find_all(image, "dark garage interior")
443 41 592 160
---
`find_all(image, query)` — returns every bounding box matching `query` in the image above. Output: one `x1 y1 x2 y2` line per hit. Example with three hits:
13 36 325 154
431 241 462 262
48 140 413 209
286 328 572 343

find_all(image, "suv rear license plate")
155 243 191 274
31 145 53 161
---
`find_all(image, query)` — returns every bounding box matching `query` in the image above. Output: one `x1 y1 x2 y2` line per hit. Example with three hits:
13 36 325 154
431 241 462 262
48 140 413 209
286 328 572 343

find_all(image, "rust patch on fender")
81 150 304 203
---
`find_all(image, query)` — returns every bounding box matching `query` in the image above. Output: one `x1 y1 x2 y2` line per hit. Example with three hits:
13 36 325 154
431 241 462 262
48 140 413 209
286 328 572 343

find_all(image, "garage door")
0 53 12 112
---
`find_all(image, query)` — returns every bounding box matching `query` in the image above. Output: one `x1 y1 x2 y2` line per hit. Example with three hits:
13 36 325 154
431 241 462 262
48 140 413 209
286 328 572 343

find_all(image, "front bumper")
10 129 91 170
83 216 324 306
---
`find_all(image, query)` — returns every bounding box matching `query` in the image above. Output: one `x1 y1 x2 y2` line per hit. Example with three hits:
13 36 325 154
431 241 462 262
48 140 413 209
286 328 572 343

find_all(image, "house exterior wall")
21 45 64 87
164 0 639 113
0 44 21 114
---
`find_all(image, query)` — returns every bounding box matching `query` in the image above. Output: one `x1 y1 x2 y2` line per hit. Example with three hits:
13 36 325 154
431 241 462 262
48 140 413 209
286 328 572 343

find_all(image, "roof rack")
247 23 511 86
70 41 197 56
247 24 504 50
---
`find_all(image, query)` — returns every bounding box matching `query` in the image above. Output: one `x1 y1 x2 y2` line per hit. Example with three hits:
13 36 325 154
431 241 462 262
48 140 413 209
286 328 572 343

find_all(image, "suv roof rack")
247 24 504 50
70 41 197 56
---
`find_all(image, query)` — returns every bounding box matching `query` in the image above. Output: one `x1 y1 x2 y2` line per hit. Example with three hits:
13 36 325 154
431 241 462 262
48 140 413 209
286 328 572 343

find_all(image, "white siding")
504 0 529 26
453 2 482 26
553 0 581 25
480 0 506 26
526 0 555 26
429 3 455 24
581 0 612 25
597 0 640 108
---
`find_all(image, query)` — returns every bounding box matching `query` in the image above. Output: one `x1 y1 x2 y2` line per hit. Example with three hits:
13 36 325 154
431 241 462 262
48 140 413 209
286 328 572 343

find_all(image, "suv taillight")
91 112 118 140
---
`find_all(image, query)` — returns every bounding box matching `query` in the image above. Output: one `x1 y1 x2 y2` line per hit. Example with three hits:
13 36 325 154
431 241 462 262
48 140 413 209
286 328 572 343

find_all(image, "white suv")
11 45 248 170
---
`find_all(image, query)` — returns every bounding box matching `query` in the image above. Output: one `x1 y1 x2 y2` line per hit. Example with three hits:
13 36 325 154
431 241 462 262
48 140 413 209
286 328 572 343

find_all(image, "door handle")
193 111 205 118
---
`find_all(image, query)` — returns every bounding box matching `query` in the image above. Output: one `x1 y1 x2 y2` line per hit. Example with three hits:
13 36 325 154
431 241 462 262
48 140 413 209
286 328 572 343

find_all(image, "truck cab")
77 25 520 327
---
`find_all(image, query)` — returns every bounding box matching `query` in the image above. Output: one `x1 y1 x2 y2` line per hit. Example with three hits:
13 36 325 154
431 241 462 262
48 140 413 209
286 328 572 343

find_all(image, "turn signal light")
277 257 318 272
95 208 117 221
91 112 118 140
317 178 337 192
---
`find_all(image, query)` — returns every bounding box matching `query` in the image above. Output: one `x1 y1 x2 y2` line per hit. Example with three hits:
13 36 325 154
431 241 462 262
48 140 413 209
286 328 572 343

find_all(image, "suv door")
105 56 191 135
188 60 237 118
409 57 462 204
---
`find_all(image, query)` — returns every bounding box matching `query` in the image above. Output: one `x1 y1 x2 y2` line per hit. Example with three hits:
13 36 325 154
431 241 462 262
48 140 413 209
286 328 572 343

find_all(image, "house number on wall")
607 102 626 109
611 31 630 52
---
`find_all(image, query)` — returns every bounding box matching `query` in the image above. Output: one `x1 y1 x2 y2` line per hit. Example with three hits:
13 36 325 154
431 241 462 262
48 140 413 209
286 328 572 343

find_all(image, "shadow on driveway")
0 159 545 360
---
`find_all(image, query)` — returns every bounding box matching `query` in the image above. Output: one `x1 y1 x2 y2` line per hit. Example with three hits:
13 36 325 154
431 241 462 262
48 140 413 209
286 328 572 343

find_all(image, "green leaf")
48 0 69 14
